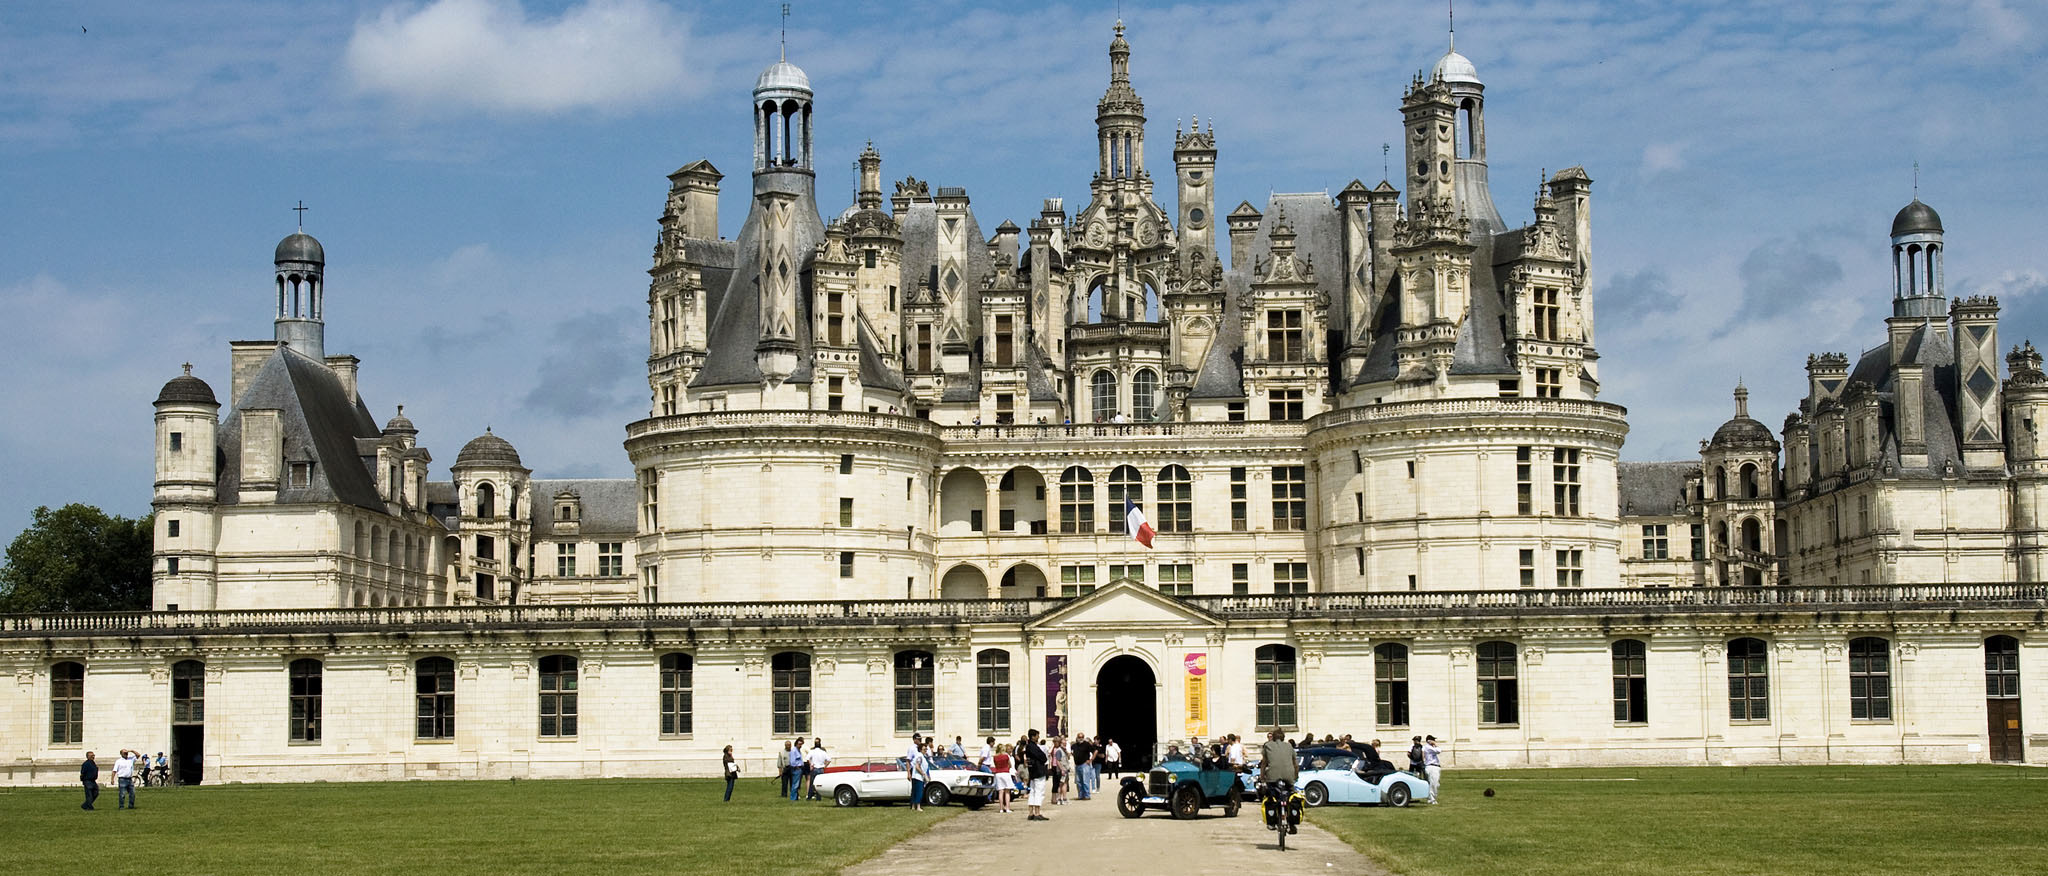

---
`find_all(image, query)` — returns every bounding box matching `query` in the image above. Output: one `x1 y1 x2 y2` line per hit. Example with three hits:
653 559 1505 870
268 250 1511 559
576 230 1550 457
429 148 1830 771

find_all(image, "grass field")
1311 765 2048 876
0 777 955 876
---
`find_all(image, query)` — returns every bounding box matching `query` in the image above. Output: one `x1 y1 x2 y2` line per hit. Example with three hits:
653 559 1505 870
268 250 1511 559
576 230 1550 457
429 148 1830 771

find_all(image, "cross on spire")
1913 160 1920 198
1448 0 1456 52
780 4 790 61
292 200 309 232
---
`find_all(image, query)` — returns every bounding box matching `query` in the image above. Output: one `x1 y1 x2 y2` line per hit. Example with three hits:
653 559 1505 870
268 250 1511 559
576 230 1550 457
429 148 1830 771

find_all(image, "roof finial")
396 404 404 415
1912 159 1919 199
182 362 193 376
1382 142 1390 180
1448 0 1455 53
292 200 308 232
780 3 789 62
1734 379 1749 418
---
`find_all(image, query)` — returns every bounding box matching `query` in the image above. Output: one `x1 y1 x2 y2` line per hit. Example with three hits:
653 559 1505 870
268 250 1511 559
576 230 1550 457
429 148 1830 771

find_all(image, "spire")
1734 381 1749 418
780 3 789 61
1448 0 1455 52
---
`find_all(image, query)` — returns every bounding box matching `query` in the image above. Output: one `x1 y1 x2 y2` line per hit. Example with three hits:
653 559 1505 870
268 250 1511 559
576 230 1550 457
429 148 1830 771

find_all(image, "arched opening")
938 468 986 536
1132 369 1158 422
476 482 496 519
1096 655 1157 772
999 563 1048 598
940 563 989 600
1740 463 1760 499
1086 277 1111 323
999 467 1048 535
1091 370 1118 422
1741 517 1762 552
1713 467 1727 500
1457 98 1476 158
370 526 384 562
1107 465 1142 533
1906 244 1921 295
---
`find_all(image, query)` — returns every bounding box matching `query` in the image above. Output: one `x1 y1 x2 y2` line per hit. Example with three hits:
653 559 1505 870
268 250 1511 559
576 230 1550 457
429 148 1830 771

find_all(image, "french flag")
1125 498 1155 548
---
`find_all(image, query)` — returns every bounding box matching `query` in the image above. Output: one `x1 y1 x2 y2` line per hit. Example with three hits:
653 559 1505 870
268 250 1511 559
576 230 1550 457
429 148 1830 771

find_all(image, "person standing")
722 745 740 802
778 740 793 799
80 751 99 810
949 736 966 760
1407 736 1426 774
907 739 931 812
113 749 138 810
993 744 1015 813
786 738 807 802
1423 735 1443 804
1023 730 1050 821
979 736 996 773
806 740 831 800
1069 734 1094 800
1226 734 1247 775
1104 738 1121 780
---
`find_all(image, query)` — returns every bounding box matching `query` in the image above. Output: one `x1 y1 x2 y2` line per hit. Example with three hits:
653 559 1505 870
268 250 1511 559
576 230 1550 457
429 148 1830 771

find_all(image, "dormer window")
290 462 312 489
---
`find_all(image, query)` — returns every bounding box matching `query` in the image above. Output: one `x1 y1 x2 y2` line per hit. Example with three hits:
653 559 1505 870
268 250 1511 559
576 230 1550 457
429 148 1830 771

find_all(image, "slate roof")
1618 461 1696 517
690 174 827 389
528 479 639 539
1839 324 1964 475
216 346 386 512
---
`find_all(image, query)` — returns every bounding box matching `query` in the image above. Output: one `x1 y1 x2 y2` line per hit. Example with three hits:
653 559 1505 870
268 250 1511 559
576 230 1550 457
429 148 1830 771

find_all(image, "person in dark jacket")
80 752 99 810
1408 736 1426 773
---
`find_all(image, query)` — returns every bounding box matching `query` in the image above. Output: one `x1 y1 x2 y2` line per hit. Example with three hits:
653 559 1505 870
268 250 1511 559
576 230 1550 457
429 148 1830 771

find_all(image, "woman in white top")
908 740 933 812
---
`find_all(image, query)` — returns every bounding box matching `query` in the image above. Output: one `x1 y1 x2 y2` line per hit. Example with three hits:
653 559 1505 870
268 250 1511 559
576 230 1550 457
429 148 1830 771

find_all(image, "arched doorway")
1097 655 1157 773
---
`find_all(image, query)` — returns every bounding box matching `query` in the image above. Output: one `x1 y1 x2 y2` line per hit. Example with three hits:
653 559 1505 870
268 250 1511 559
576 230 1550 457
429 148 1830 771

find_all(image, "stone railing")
626 410 943 440
941 420 1308 443
4 584 2043 637
1309 397 1629 430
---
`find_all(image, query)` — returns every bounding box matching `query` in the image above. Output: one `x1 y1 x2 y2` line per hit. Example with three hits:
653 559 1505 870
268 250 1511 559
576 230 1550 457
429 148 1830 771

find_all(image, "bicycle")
1259 780 1306 851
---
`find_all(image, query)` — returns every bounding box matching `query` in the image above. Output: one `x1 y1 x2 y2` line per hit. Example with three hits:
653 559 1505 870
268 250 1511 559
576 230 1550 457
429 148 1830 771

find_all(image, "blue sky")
3 0 2045 543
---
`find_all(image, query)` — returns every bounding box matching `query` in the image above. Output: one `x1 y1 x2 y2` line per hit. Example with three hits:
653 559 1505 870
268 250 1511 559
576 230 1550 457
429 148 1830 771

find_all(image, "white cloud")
344 0 697 114
1640 142 1685 177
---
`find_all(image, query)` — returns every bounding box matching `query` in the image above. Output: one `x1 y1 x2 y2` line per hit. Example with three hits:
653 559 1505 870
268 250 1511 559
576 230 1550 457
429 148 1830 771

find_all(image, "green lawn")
1311 765 2047 876
0 778 956 876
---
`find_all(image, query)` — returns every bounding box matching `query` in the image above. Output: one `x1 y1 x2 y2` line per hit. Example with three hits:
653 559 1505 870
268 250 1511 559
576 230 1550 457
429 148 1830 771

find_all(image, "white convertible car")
1296 752 1432 808
813 758 996 809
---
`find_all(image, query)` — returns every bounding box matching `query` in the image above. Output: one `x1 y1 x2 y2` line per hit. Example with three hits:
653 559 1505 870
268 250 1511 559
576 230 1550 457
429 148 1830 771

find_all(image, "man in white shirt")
113 749 138 810
1104 739 1123 779
1423 735 1443 804
1226 734 1247 773
806 740 831 800
979 736 996 772
906 733 925 763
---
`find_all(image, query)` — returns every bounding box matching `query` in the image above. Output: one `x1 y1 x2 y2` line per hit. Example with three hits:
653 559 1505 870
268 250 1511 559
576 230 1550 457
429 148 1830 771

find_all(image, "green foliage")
0 504 153 613
1314 765 2048 876
0 778 956 876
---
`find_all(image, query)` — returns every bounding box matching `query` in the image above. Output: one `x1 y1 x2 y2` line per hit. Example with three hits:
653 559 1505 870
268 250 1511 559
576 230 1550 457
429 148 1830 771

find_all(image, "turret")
153 364 221 610
1174 118 1216 272
273 229 325 360
451 430 530 605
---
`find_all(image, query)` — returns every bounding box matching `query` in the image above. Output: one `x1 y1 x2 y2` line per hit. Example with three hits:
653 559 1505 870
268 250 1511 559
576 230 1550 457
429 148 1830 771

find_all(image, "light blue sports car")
1296 753 1431 807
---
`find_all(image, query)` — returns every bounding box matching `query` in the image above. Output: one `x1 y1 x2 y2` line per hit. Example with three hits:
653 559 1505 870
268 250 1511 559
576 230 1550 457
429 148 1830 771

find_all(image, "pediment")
1026 579 1223 631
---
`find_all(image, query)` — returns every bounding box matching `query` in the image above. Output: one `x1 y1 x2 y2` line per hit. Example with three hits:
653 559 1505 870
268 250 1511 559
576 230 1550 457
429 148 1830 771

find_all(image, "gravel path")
840 790 1391 876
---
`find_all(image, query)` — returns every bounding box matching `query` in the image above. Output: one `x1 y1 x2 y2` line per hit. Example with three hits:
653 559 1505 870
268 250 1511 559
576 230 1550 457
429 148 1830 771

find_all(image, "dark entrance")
1986 636 2023 763
171 659 206 785
1096 655 1157 773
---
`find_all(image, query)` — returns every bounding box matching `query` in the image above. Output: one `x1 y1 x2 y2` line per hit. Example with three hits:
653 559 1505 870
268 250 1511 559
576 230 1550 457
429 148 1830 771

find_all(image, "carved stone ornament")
584 659 603 679
387 663 408 682
1522 646 1546 666
1029 635 1046 648
938 655 962 672
1774 641 1797 657
1448 647 1472 666
867 656 889 674
150 665 170 684
1899 642 1920 661
15 668 33 686
459 661 481 681
511 662 531 680
1114 634 1138 653
205 665 225 683
742 656 766 674
1700 642 1725 662
1823 642 1845 661
1302 650 1325 669
816 657 839 675
1066 634 1088 649
1163 632 1185 647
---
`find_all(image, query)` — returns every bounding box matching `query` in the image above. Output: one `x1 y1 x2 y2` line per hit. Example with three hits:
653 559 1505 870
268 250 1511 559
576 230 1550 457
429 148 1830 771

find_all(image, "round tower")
753 60 813 175
1890 199 1944 318
451 429 530 604
1700 384 1781 586
2004 343 2048 579
153 364 221 610
274 229 326 360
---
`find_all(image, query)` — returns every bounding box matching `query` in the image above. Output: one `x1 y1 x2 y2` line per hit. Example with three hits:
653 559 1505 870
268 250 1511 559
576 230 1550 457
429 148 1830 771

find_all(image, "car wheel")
925 784 950 807
1224 786 1243 817
1116 785 1145 818
1304 782 1328 807
834 786 859 807
1170 784 1202 820
1385 783 1411 808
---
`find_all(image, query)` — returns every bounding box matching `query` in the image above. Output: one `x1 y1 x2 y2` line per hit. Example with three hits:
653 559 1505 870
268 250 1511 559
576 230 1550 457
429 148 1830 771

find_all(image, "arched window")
1255 644 1298 729
476 482 495 519
1847 637 1892 720
354 522 367 557
1714 466 1727 499
1059 467 1095 533
416 657 455 739
1612 640 1648 723
1477 642 1518 725
172 660 205 724
1739 463 1760 499
660 653 693 736
387 532 400 570
1091 370 1118 422
289 659 322 743
1155 465 1192 533
1107 466 1142 534
894 650 936 734
1374 643 1409 727
370 526 384 562
50 662 84 745
771 652 812 735
1132 369 1158 421
1728 638 1770 721
538 655 578 738
976 649 1011 734
1741 518 1762 553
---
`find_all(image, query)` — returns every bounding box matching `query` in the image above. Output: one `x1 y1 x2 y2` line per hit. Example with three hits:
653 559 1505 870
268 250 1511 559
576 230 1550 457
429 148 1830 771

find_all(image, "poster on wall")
1184 652 1208 738
1046 655 1067 736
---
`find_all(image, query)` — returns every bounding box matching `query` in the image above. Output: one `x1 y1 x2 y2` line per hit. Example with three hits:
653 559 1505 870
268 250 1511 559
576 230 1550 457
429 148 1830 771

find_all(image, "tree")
0 504 153 613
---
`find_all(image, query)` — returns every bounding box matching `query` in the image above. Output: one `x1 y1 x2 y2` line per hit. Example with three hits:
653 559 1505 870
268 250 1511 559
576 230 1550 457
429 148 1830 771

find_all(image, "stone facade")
3 25 2042 785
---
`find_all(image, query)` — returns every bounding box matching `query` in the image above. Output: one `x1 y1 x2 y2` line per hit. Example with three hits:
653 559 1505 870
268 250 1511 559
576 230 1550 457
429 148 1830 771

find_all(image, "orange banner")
1184 652 1208 737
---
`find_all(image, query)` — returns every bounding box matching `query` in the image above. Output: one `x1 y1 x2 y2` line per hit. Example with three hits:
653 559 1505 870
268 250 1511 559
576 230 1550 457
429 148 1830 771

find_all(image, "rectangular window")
49 662 84 745
1255 646 1298 729
598 543 623 577
1226 402 1246 422
827 293 844 345
771 653 811 735
1518 549 1535 588
1690 523 1706 560
538 655 579 738
1727 638 1771 721
1060 471 1095 533
1354 492 1365 521
1157 563 1193 596
1477 642 1519 725
1375 644 1410 727
1271 466 1306 530
659 653 692 736
1535 367 1563 398
169 431 183 452
1109 563 1144 584
839 453 854 474
1352 450 1363 474
839 551 855 578
1848 638 1892 721
166 557 179 574
1232 563 1250 596
1059 565 1097 596
415 657 456 740
976 651 1011 734
1612 640 1648 723
826 376 844 411
1268 388 1305 421
1516 447 1534 515
1498 379 1520 397
1156 468 1192 532
865 249 877 269
1266 309 1305 361
556 544 577 577
1355 546 1366 576
289 659 322 743
1532 287 1561 341
1230 467 1248 531
289 462 311 488
167 519 180 538
1553 448 1581 516
642 470 660 530
995 315 1014 366
1555 549 1584 588
1274 561 1309 594
894 652 935 734
839 497 854 528
1641 524 1670 560
1857 495 1870 535
916 324 934 371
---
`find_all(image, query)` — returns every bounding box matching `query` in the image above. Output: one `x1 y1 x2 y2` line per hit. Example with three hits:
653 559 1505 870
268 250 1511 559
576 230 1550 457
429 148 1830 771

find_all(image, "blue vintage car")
1116 750 1245 819
1295 752 1431 807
